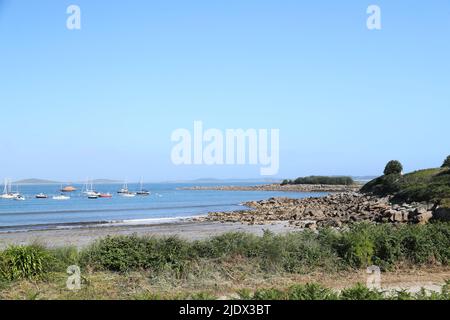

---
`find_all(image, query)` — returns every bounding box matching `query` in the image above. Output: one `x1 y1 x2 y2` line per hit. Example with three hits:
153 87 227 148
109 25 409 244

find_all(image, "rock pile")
198 193 442 229
181 184 361 193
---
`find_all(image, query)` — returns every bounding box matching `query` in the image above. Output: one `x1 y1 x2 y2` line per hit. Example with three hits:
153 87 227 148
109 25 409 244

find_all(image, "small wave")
0 215 206 233
0 203 237 217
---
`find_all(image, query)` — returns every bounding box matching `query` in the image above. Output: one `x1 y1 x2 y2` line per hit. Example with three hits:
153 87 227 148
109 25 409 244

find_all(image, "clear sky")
0 0 449 182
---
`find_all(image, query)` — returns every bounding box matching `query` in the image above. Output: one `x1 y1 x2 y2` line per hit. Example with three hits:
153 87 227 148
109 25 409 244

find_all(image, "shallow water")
0 183 327 231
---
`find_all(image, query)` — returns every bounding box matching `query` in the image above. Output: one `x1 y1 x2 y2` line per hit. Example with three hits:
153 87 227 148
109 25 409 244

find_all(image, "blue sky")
0 0 449 181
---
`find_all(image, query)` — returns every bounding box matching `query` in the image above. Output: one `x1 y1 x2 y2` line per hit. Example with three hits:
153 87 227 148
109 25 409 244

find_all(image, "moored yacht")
0 179 19 199
121 192 136 198
14 195 25 201
60 185 77 192
136 177 150 196
53 194 70 200
82 179 100 197
117 181 129 194
35 193 48 199
98 193 112 198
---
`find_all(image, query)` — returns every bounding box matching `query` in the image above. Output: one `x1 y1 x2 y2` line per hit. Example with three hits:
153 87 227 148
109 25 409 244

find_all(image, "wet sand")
0 221 296 249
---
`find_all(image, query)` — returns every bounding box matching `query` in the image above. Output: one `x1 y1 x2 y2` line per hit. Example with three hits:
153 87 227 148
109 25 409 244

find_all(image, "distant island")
13 178 122 185
13 178 61 185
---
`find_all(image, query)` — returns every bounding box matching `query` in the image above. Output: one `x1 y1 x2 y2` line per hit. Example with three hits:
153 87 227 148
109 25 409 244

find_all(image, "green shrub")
371 225 402 269
442 156 450 168
50 246 80 271
334 224 375 268
399 225 437 264
287 283 338 300
384 160 403 175
80 234 191 274
276 231 340 273
340 283 384 300
252 288 286 300
190 292 218 300
0 245 54 281
192 232 260 259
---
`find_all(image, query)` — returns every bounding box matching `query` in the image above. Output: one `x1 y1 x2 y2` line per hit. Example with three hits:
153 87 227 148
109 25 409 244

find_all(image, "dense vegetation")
361 167 450 205
384 160 403 175
1 223 449 283
0 223 449 299
281 176 354 186
243 281 450 300
443 155 450 168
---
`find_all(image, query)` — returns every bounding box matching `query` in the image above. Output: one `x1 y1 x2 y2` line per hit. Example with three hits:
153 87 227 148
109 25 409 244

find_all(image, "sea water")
0 183 327 232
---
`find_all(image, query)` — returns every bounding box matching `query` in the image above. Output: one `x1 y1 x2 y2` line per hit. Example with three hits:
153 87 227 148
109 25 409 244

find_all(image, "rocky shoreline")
181 183 362 193
195 192 449 230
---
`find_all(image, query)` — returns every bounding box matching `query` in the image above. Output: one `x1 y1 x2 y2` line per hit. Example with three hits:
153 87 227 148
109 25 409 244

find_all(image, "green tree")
442 155 450 168
384 160 403 175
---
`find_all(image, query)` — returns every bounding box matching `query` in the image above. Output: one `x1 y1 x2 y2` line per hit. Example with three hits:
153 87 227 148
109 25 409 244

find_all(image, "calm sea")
0 183 326 232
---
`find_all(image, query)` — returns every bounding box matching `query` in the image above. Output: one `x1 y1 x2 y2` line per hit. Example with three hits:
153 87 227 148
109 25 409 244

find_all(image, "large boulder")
433 207 450 221
415 211 433 225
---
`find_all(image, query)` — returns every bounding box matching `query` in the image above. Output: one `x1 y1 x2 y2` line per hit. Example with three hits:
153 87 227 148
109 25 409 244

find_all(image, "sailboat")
117 181 129 194
12 184 25 200
0 179 19 199
82 179 100 197
136 178 150 196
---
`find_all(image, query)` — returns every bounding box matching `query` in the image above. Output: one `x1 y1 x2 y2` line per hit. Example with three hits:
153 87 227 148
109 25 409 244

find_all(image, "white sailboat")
136 177 150 196
117 180 129 194
0 179 19 199
82 178 100 197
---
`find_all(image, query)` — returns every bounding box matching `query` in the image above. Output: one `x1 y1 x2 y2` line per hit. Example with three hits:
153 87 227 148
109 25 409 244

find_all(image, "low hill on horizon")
13 178 61 185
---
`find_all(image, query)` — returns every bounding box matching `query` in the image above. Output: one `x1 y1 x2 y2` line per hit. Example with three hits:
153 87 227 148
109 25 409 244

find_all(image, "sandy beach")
0 220 296 249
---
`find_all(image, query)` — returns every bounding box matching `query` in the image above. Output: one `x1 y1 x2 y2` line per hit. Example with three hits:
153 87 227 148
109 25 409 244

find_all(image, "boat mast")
2 178 7 194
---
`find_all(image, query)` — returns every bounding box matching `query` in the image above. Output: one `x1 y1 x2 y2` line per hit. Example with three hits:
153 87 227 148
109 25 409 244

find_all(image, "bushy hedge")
1 223 449 282
80 222 450 273
281 176 354 186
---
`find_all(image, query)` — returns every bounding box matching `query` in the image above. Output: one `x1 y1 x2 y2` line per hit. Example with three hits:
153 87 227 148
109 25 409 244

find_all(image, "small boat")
117 181 129 194
0 193 16 199
53 194 70 200
61 185 77 192
98 193 112 198
88 194 99 199
35 193 48 199
82 179 100 197
136 178 150 196
0 179 19 199
14 195 26 201
121 192 136 198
